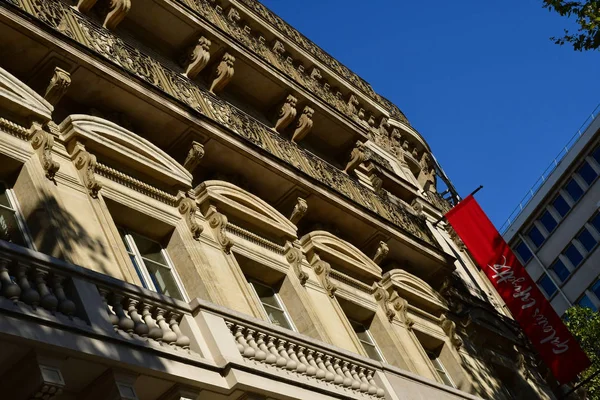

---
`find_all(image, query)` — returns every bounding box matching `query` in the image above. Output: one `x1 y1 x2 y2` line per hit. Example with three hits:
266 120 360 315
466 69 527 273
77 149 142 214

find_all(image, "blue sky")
260 0 600 228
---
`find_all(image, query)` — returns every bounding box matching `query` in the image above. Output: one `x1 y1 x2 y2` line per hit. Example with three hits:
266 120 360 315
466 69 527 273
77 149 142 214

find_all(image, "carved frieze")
274 94 297 132
210 53 235 94
44 67 71 106
291 106 314 143
181 36 211 79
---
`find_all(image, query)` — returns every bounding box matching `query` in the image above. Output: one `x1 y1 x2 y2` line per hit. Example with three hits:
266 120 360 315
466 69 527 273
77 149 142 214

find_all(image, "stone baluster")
357 368 370 392
169 313 190 349
318 354 335 382
367 370 385 397
16 263 39 308
228 323 246 354
0 259 21 302
141 303 162 340
306 350 325 379
245 329 266 361
257 333 277 364
348 364 362 390
98 288 119 329
155 308 177 344
276 339 297 370
286 343 306 374
34 270 58 313
266 335 286 367
52 275 76 317
297 347 316 376
111 294 134 334
127 298 149 337
339 361 353 387
330 358 345 385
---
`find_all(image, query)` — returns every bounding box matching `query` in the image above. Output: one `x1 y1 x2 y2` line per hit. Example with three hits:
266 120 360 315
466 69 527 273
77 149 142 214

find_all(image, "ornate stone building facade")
0 0 556 398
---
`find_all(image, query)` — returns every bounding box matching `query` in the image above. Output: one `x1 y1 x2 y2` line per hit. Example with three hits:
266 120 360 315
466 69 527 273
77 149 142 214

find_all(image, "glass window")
118 228 185 301
0 183 28 247
539 210 557 234
552 259 570 282
578 294 598 312
552 194 571 218
427 351 454 387
349 319 384 362
564 244 584 268
577 228 597 253
577 161 598 186
537 274 557 299
515 241 533 264
593 146 600 165
527 226 545 248
249 281 294 330
592 280 600 300
565 178 584 203
591 213 600 234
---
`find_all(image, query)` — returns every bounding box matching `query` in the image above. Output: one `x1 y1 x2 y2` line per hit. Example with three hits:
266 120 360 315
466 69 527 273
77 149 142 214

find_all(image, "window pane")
578 295 597 311
129 254 148 289
527 226 545 248
515 241 533 264
362 342 383 361
565 178 584 203
251 282 282 309
130 233 168 265
577 228 597 253
594 146 600 165
552 194 571 218
577 161 598 186
144 260 183 300
538 274 557 298
552 259 570 282
592 281 600 300
0 207 25 246
428 353 453 387
350 320 373 343
539 211 557 233
0 183 11 208
564 244 584 268
264 307 292 329
591 214 600 234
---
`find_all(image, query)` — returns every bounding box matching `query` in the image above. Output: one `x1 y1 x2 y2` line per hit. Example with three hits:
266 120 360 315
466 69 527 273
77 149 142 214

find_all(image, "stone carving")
29 123 60 180
418 153 436 192
289 197 307 225
314 260 337 297
371 175 383 193
44 67 71 106
374 285 414 328
206 205 233 253
210 53 235 93
183 141 204 173
284 241 308 286
272 40 286 57
274 94 297 132
103 0 131 31
291 106 314 143
71 142 102 198
343 141 366 175
309 67 322 81
76 0 97 14
181 36 211 79
373 241 389 265
178 197 203 240
441 314 463 349
411 199 425 218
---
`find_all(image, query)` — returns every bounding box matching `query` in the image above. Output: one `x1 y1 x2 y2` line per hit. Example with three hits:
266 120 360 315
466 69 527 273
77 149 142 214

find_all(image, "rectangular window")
576 228 597 253
0 183 30 248
427 351 455 387
527 225 545 248
591 213 600 234
349 319 384 362
515 241 533 264
577 294 597 312
539 210 557 234
249 280 294 330
552 259 570 282
593 146 600 165
577 160 598 186
552 194 571 218
537 274 557 299
118 228 185 301
565 178 584 203
564 243 584 268
592 280 600 301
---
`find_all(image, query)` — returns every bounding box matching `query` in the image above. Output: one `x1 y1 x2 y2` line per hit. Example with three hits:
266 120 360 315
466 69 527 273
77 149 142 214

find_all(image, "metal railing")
500 103 600 234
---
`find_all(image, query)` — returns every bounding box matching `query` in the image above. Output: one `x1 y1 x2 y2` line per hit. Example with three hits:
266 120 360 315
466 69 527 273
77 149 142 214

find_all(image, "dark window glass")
0 183 26 247
539 210 558 233
578 295 597 312
577 228 597 253
538 274 557 298
593 146 600 165
515 241 533 264
577 161 598 186
552 194 571 218
591 214 600 234
592 280 600 300
527 226 545 248
565 178 584 203
564 244 584 268
552 259 570 282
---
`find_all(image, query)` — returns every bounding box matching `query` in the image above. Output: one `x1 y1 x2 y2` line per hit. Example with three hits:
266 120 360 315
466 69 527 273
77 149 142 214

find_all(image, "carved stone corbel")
29 123 60 180
291 106 314 143
103 0 132 31
70 141 102 198
209 53 235 94
181 36 211 79
206 205 233 253
76 0 98 14
373 284 413 328
274 94 297 132
183 141 204 173
289 197 307 225
314 259 337 297
440 314 463 349
44 67 71 106
343 141 366 174
372 241 389 265
284 241 308 286
178 197 202 240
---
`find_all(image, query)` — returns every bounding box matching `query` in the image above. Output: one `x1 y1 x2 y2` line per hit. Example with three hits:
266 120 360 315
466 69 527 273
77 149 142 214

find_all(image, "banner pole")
559 365 600 399
432 185 483 227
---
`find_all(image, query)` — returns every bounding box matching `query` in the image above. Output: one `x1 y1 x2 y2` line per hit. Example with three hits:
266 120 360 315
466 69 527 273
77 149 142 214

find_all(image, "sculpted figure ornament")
70 141 102 198
347 94 359 116
343 141 366 175
274 95 298 132
76 0 98 13
206 206 233 253
210 53 235 94
371 175 383 193
178 197 202 240
440 314 463 349
181 37 211 79
29 123 60 181
104 0 132 31
289 197 307 225
183 141 204 173
314 260 337 297
372 241 389 265
309 67 322 81
292 106 314 143
272 40 286 57
44 67 71 106
284 241 308 286
411 199 425 218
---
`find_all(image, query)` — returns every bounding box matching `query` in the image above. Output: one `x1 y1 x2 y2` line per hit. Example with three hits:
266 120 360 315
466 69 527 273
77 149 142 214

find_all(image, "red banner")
445 195 590 384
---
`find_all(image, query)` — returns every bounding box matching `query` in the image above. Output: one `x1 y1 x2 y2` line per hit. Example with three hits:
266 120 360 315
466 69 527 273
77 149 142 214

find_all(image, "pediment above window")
0 66 53 122
382 269 447 314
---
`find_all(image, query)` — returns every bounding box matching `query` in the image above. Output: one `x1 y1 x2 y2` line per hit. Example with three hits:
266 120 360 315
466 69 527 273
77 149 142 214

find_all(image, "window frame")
248 279 296 332
348 318 386 363
426 350 455 388
0 182 34 249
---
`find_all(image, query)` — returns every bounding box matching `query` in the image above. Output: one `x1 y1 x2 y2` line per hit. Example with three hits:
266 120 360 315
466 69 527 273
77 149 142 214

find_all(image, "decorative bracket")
441 314 463 349
373 284 414 328
76 0 97 14
104 0 132 31
178 196 203 240
206 205 233 253
284 241 308 286
44 67 71 106
29 122 60 181
372 241 389 265
343 141 366 175
182 141 204 173
210 53 235 94
274 94 298 132
292 106 314 143
70 141 102 198
313 258 337 297
181 36 211 79
289 197 307 225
